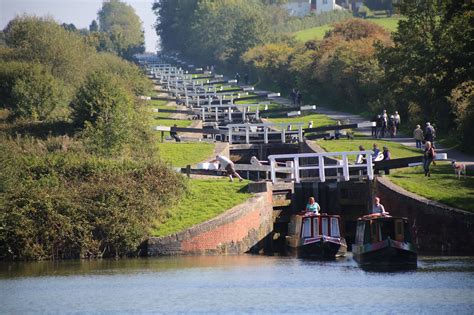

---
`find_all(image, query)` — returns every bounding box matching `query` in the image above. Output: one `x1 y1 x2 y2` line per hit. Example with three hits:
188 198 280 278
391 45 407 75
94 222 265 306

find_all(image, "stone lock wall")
376 177 474 255
147 182 274 256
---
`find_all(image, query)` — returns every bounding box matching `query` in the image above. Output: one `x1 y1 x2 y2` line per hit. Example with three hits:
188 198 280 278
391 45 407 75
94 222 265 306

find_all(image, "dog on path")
451 161 466 179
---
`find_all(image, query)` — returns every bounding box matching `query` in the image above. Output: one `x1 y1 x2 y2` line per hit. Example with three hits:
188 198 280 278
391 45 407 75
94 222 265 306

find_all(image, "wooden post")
161 131 164 143
186 165 191 178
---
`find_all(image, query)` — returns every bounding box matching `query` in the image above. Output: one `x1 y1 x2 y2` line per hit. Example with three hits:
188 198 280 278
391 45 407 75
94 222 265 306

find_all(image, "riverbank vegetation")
155 1 473 153
152 179 250 237
0 9 187 260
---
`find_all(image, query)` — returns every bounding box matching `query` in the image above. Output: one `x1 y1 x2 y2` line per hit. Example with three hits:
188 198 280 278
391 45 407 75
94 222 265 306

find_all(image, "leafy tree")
377 0 473 131
3 16 96 89
98 0 145 59
71 71 148 156
89 20 99 32
11 64 65 120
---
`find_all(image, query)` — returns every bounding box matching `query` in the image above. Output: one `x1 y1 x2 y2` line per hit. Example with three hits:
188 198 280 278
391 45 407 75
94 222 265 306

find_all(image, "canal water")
1 255 473 314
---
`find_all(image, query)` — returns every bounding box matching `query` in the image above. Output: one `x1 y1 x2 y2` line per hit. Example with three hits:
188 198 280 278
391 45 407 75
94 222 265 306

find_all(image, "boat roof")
358 213 408 221
298 212 340 218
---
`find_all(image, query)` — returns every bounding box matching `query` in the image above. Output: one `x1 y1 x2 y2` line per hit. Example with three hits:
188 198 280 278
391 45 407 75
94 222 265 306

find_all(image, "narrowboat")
286 213 347 259
353 214 417 269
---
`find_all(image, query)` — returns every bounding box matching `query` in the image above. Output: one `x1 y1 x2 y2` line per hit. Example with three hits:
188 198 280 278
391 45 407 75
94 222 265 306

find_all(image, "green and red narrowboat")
353 214 417 269
286 213 347 259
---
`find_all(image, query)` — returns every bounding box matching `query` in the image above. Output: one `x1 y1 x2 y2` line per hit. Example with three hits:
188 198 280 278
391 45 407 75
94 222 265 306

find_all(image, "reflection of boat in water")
286 213 347 259
353 214 417 269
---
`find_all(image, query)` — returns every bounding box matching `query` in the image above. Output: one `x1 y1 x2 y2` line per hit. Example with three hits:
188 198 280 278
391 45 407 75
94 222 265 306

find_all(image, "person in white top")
373 197 388 215
210 155 243 182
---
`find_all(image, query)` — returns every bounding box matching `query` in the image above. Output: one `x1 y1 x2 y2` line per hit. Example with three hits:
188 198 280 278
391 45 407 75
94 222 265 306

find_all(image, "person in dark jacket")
423 141 436 177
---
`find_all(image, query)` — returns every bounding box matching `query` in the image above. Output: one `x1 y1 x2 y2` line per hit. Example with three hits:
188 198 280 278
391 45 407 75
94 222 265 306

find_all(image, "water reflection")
0 255 473 314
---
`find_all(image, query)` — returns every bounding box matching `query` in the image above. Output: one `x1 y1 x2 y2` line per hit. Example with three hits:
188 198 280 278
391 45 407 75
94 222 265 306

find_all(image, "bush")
71 71 150 156
0 136 187 260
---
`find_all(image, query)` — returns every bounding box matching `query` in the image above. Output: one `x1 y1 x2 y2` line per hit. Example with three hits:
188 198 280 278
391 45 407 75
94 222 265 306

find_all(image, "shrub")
0 136 187 260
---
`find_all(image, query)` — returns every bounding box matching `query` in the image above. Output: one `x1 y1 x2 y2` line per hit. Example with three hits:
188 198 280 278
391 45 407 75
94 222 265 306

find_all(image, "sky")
0 0 159 52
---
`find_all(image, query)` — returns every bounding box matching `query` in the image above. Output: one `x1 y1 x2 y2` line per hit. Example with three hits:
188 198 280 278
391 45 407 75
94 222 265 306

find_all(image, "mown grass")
267 112 335 129
151 179 252 237
149 99 192 130
314 136 474 212
156 142 214 167
294 17 401 41
390 164 474 212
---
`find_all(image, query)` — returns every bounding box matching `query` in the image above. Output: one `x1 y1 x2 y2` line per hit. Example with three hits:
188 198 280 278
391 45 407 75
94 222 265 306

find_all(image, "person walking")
210 155 243 182
423 141 436 177
371 114 378 138
388 115 396 138
393 111 401 135
296 90 302 106
380 110 388 138
413 124 424 149
425 122 436 147
235 73 240 84
382 146 391 175
290 88 297 105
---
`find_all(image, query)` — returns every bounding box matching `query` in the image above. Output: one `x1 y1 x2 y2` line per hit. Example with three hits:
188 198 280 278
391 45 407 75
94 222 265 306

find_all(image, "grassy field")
151 179 252 237
156 142 214 167
314 136 473 212
390 164 474 212
294 17 402 41
267 112 335 129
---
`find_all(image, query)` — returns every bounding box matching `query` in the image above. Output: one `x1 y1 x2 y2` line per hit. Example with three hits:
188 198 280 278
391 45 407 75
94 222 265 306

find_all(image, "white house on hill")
282 0 344 17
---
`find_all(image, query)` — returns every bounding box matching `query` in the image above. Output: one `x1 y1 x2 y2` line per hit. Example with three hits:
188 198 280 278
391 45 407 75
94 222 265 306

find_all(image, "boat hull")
287 238 347 259
353 239 417 269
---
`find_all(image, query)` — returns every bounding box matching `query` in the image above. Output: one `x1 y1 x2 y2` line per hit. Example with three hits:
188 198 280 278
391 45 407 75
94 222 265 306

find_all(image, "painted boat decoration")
286 212 347 259
353 213 417 269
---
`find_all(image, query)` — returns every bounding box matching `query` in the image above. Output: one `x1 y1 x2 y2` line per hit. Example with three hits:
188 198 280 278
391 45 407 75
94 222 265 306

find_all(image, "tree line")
155 0 473 152
0 1 186 260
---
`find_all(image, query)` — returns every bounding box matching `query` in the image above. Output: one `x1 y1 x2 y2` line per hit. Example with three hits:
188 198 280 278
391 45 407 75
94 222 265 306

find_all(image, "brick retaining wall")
376 177 474 255
147 183 273 256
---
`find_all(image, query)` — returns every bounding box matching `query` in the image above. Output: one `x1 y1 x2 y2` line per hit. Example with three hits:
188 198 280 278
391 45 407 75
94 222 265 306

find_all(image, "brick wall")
147 183 273 256
376 177 474 255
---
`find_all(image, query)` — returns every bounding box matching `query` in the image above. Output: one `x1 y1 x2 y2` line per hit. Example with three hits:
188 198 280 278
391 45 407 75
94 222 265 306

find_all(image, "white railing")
268 151 374 183
227 123 304 144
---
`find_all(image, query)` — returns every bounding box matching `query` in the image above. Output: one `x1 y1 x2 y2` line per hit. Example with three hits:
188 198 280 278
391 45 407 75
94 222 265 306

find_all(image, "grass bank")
156 142 214 167
151 179 252 237
390 164 474 212
313 136 473 212
294 17 401 41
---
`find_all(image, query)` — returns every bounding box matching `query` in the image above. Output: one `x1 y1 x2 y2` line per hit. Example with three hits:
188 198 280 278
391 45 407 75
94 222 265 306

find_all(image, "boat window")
395 220 404 242
370 221 379 242
356 222 365 244
364 222 371 243
330 218 340 237
322 217 329 236
313 217 320 236
381 220 395 241
302 218 312 238
404 221 413 243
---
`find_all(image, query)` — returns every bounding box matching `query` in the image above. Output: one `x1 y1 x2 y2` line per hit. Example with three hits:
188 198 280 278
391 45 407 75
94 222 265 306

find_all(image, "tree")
11 64 65 120
71 71 147 155
377 0 473 130
98 0 145 59
89 20 99 32
3 16 96 89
